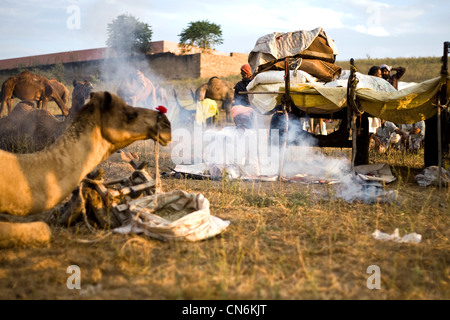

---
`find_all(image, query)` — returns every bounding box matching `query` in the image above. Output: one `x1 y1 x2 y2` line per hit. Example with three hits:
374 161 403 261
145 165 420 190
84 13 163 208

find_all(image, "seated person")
396 121 425 153
371 119 403 154
205 105 260 178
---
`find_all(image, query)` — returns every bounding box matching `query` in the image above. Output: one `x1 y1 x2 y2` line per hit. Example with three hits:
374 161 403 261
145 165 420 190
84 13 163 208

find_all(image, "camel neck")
2 118 113 215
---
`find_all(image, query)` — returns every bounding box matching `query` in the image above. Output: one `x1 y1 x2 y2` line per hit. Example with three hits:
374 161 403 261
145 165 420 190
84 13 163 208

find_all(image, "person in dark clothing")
380 64 406 90
233 64 253 106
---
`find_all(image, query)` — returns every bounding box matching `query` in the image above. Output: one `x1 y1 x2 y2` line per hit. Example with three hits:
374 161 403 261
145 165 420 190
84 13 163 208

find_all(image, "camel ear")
102 92 113 110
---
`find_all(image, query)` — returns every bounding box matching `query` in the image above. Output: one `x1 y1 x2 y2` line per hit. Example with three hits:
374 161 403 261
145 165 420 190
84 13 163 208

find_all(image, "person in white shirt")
371 119 403 154
396 121 425 153
206 105 260 178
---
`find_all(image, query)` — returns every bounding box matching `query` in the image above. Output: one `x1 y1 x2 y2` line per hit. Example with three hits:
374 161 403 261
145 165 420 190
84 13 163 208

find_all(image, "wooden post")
347 58 360 172
279 58 291 180
425 41 449 169
438 41 449 188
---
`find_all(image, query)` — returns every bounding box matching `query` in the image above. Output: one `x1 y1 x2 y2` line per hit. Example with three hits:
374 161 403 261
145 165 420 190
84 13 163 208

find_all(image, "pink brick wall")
200 52 249 79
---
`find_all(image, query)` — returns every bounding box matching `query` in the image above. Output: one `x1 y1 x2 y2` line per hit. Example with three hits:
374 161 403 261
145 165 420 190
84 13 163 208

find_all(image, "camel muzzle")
154 113 172 146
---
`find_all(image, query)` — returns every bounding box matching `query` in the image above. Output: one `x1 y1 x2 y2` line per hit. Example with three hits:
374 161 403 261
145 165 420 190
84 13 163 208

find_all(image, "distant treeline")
335 56 444 83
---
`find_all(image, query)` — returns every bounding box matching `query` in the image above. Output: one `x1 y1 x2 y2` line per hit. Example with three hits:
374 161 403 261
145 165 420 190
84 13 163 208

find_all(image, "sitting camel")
191 76 235 123
117 69 157 109
0 91 172 248
0 70 69 118
0 79 94 152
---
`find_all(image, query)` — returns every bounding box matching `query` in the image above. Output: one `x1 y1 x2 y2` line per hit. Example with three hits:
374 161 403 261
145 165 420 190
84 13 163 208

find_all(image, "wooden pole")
347 58 360 172
438 41 449 188
279 58 291 180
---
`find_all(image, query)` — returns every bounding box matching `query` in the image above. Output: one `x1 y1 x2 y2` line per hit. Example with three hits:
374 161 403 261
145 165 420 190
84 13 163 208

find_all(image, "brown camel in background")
191 76 234 122
0 79 94 152
0 71 69 117
117 69 157 109
71 79 94 113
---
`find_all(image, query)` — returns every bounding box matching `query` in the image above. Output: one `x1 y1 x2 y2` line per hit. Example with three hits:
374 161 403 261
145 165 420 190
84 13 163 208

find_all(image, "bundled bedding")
246 27 448 124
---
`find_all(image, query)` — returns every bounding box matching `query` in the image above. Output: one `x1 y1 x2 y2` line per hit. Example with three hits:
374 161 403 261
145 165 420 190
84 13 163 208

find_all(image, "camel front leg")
224 100 233 123
7 99 13 115
37 98 45 109
0 99 12 117
0 101 5 117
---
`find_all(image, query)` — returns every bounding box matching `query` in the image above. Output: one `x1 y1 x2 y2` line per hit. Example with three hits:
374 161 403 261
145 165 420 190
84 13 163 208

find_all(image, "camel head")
191 83 209 103
72 79 94 112
73 79 94 100
87 91 172 149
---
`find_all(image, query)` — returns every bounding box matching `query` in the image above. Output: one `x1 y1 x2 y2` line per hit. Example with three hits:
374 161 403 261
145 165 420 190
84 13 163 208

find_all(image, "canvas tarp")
248 74 449 124
195 98 218 124
113 190 230 242
248 27 338 74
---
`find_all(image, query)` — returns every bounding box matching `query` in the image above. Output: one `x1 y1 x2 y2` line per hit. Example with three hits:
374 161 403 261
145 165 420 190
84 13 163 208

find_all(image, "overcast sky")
0 0 449 62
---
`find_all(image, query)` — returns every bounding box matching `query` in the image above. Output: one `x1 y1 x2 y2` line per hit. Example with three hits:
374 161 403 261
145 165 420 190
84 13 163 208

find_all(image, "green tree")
106 14 153 55
178 20 224 52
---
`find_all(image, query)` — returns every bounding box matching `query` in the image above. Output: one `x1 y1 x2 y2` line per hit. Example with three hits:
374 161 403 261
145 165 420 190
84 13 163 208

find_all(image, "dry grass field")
0 137 449 301
0 59 449 304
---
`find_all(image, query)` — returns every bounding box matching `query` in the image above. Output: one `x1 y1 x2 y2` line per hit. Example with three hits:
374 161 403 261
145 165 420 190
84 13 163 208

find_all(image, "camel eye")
125 111 138 122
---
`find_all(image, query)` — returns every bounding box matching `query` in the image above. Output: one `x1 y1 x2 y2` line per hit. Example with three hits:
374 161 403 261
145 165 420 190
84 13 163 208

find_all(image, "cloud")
0 0 448 60
354 25 389 37
345 0 427 37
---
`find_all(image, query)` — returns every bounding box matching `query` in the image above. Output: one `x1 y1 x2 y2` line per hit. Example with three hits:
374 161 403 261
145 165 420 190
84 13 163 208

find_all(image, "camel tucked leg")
0 221 51 248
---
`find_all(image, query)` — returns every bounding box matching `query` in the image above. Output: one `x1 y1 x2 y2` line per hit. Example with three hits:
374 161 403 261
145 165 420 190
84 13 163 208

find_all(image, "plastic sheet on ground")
113 190 230 241
415 166 450 187
334 173 398 204
354 163 397 184
372 228 422 244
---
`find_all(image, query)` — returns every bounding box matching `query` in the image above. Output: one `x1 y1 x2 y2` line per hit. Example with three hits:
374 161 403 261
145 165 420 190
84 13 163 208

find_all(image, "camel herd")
0 67 237 248
0 70 173 248
0 79 94 152
0 70 70 117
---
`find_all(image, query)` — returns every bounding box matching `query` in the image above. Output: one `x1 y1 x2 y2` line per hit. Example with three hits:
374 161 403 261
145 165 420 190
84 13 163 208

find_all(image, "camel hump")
208 76 220 83
13 100 35 111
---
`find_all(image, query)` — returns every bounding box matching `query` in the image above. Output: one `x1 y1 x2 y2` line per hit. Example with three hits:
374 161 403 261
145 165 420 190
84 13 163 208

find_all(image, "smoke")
335 174 398 203
170 110 396 204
